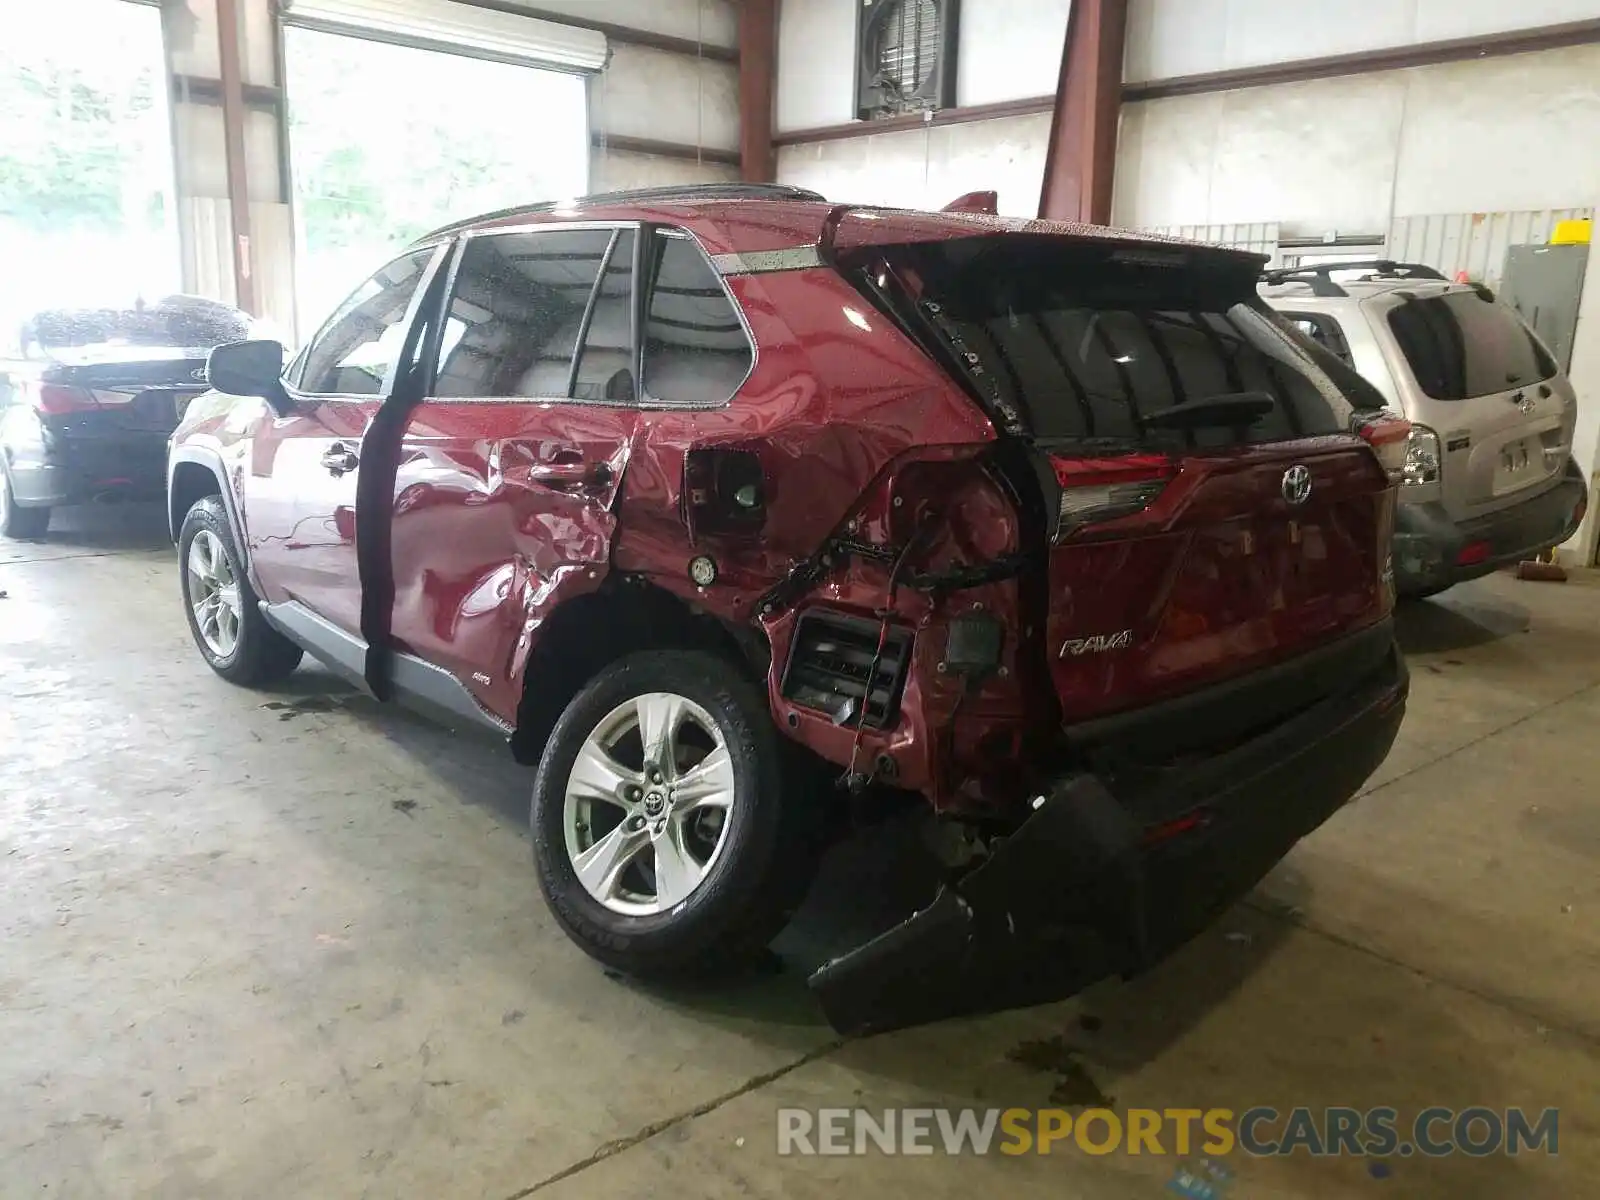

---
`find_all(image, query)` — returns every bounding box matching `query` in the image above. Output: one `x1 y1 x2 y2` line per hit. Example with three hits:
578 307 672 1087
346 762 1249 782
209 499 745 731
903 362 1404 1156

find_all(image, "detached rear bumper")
809 639 1408 1036
1394 458 1587 594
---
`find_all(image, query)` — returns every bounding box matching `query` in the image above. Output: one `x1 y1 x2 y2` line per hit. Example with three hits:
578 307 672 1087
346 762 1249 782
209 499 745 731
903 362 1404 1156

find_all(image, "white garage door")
281 0 609 72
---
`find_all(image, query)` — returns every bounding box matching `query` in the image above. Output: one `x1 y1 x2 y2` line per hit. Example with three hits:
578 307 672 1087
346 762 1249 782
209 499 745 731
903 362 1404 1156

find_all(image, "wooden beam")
1038 0 1127 225
772 20 1600 150
1123 17 1600 101
738 0 779 182
772 95 1054 147
215 0 255 314
592 133 741 167
170 74 283 112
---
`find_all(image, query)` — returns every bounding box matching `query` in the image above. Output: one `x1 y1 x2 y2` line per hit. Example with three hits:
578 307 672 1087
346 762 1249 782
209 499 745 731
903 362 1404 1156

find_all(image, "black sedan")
0 296 257 537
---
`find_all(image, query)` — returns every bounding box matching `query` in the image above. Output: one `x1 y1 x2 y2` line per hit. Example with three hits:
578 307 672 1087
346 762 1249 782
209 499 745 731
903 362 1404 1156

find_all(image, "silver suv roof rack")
417 184 829 244
1260 259 1447 298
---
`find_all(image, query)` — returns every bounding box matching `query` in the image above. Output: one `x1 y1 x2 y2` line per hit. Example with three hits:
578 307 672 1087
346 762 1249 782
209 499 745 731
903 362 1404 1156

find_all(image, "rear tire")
178 495 303 686
0 468 49 539
531 650 823 981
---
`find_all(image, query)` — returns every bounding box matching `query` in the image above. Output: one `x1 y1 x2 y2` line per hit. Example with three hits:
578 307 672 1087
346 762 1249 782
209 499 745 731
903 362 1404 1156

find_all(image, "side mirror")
206 339 294 415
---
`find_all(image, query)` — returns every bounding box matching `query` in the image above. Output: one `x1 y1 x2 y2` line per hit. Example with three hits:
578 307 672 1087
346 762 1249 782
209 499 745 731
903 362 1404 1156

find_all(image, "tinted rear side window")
1387 291 1556 400
642 232 752 406
435 229 614 399
853 237 1371 450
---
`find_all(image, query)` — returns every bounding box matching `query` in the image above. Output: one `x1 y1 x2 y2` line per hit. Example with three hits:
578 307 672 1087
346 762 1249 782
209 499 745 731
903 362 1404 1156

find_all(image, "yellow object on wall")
1550 219 1592 245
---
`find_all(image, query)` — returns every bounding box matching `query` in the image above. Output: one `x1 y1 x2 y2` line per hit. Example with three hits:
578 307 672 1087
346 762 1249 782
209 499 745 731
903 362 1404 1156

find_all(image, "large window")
0 1 177 344
857 238 1377 449
284 28 589 337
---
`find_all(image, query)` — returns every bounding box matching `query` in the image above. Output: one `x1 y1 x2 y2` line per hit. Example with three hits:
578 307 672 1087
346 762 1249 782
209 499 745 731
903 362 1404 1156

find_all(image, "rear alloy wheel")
564 692 736 915
532 650 818 980
178 496 303 686
0 468 49 539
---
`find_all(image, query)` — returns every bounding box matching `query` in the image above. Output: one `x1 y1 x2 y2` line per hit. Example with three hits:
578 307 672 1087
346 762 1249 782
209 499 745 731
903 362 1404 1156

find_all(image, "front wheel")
178 496 303 686
531 650 820 980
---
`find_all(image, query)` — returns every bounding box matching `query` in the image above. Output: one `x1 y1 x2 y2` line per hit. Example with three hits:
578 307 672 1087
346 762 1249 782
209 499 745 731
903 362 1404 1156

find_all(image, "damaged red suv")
169 184 1409 1035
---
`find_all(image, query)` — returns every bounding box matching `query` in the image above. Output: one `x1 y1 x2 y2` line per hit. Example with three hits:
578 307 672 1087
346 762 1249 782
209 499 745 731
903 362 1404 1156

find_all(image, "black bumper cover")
809 642 1409 1036
1394 458 1587 594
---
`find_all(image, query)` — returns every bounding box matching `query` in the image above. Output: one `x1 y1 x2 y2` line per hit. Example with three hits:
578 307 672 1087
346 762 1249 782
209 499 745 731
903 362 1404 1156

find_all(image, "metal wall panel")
1146 222 1283 265
178 197 298 336
1387 209 1596 287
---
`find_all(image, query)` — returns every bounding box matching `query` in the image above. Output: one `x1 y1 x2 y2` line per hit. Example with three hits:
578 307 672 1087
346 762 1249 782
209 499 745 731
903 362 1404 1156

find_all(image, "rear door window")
434 228 619 400
855 238 1373 449
1387 290 1556 400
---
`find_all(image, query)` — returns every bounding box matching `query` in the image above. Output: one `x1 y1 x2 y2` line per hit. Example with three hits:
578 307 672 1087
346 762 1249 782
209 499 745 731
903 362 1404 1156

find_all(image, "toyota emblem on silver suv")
1282 465 1313 506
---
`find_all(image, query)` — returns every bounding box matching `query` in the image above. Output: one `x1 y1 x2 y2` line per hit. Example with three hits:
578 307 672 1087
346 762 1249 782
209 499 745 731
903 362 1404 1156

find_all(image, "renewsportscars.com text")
776 1106 1559 1158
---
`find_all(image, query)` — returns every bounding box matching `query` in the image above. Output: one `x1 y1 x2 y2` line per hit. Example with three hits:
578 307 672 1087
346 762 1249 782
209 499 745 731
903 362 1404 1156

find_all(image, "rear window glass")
851 238 1374 450
1387 291 1556 400
22 296 252 355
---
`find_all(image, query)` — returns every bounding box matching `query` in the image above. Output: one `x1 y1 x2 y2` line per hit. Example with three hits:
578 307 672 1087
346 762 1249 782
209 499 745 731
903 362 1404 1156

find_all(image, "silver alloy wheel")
562 691 737 916
186 528 242 659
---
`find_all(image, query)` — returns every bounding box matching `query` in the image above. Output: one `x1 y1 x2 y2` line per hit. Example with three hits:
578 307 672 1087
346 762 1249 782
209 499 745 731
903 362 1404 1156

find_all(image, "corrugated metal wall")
1386 209 1596 288
1142 212 1596 287
1146 222 1283 265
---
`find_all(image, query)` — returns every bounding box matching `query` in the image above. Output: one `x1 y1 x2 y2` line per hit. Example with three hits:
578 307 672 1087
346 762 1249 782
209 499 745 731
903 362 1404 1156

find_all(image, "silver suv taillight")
1352 411 1413 483
1402 425 1441 487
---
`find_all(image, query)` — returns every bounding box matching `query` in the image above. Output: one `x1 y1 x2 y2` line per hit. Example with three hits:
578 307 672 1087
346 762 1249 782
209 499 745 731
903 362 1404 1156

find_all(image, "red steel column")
738 0 779 183
216 0 255 312
1038 0 1129 225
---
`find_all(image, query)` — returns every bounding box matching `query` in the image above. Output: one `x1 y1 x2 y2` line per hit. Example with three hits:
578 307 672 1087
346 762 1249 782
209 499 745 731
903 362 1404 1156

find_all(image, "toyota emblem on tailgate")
191 367 208 382
1282 465 1313 506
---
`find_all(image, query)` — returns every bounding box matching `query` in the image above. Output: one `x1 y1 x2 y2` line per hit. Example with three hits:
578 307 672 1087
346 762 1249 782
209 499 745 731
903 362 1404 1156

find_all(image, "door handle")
322 443 360 476
526 459 614 491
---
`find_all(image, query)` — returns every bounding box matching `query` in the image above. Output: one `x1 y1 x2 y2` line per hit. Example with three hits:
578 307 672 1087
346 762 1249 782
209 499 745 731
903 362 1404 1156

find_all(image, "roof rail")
1260 259 1447 298
415 183 830 243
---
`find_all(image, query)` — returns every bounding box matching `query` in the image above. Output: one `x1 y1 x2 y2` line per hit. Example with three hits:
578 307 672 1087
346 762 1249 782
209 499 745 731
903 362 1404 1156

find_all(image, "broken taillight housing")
1049 452 1175 535
1352 411 1413 483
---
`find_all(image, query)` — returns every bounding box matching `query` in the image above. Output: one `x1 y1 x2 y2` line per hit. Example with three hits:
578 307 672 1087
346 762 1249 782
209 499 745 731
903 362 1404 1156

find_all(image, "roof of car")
412 183 1266 268
1257 260 1468 304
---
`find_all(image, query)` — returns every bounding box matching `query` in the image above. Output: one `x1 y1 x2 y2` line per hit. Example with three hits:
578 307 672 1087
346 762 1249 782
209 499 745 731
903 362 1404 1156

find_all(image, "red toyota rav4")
169 184 1409 1034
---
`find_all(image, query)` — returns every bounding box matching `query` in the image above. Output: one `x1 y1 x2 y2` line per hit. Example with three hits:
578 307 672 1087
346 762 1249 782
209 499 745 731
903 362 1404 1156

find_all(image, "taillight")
23 381 99 414
1050 453 1175 534
1353 411 1413 483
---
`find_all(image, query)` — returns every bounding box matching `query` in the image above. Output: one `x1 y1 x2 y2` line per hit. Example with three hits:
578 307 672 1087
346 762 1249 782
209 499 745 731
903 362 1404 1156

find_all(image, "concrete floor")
2 505 1598 1199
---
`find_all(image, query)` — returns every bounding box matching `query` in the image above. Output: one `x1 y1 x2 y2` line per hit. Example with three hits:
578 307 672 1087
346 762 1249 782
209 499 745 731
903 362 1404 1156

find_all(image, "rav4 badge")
1060 630 1134 658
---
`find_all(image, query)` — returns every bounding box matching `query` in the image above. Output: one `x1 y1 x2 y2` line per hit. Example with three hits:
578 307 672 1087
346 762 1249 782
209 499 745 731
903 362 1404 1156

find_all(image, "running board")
260 600 370 693
259 600 511 736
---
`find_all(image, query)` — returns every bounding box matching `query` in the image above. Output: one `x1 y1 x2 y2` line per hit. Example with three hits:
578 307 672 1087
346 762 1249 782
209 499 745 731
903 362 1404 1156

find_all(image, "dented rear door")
386 225 641 723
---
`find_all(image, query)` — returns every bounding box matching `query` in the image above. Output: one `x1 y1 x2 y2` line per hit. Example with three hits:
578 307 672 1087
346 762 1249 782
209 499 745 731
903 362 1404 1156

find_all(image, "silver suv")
1262 261 1587 597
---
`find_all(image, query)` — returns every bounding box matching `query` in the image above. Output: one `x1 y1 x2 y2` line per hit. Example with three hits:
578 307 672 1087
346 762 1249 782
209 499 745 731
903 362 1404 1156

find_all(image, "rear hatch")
840 226 1399 727
1377 287 1576 522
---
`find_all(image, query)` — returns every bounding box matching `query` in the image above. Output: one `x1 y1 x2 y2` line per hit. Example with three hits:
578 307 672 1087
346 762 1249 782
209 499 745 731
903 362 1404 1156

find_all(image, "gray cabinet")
1499 243 1590 374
